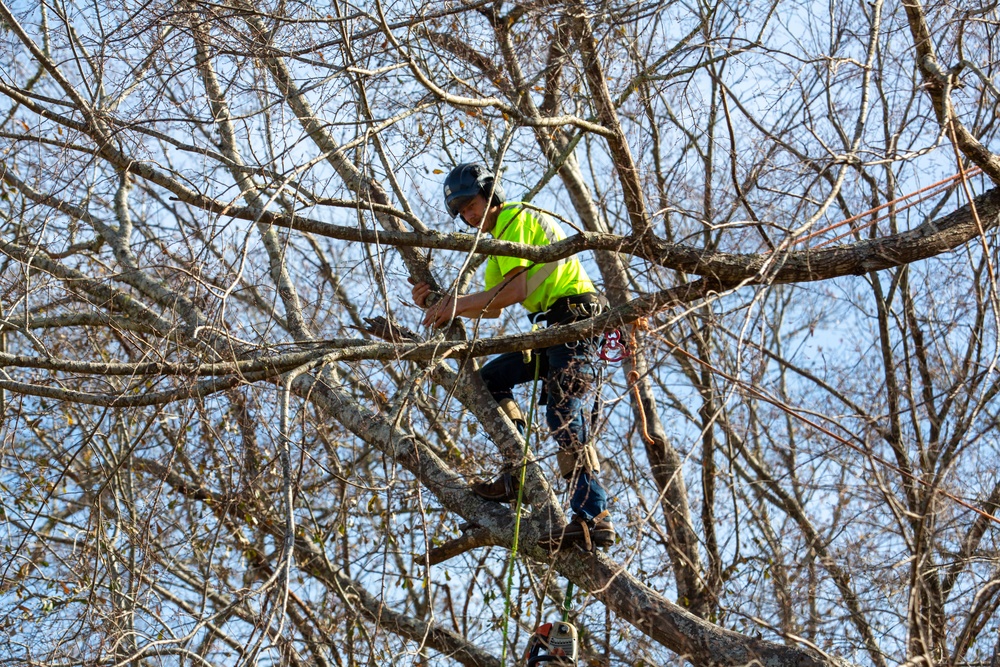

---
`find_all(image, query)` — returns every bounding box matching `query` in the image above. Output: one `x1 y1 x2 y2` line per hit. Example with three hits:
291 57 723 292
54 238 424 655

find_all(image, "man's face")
458 194 493 231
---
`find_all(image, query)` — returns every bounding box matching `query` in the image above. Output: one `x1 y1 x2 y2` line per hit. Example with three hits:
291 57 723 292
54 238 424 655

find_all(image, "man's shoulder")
493 202 531 238
500 201 550 216
497 202 528 221
496 202 550 230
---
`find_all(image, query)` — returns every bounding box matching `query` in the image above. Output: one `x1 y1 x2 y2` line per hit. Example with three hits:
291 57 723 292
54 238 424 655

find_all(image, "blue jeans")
479 338 608 520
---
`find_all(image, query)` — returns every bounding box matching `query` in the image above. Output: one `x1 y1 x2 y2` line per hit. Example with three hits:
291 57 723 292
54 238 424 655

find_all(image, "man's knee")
546 366 592 408
557 445 601 479
480 352 532 399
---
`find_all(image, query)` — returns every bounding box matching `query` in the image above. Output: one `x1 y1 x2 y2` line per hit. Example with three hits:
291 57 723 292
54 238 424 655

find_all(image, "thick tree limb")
7 157 999 290
570 5 653 237
900 0 1000 183
554 549 844 667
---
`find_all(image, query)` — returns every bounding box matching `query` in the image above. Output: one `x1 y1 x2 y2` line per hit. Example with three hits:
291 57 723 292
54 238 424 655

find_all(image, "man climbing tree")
411 163 615 549
8 0 1000 665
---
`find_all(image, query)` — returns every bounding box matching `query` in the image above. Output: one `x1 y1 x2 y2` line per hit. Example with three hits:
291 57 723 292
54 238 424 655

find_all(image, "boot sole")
591 529 616 548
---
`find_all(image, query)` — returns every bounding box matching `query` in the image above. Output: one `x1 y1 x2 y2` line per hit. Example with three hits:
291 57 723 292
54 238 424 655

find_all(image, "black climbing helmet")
443 163 505 217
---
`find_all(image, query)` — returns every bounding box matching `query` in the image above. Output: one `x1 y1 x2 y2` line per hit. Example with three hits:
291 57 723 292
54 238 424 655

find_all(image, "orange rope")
628 369 655 446
625 319 656 446
790 167 982 249
813 186 945 249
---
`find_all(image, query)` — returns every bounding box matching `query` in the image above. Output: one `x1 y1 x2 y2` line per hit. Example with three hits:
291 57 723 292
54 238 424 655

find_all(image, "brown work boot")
542 512 616 552
470 471 519 502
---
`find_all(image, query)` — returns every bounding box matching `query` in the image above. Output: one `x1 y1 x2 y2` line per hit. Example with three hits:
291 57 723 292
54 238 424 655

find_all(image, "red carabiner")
598 329 630 363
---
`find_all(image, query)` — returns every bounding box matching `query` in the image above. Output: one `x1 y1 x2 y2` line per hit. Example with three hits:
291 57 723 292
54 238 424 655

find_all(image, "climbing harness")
524 621 580 666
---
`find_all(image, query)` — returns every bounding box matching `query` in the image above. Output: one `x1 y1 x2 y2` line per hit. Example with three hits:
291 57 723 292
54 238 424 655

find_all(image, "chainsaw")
523 621 579 665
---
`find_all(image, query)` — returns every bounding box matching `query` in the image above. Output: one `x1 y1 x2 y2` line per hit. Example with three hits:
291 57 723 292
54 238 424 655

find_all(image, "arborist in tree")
411 163 615 549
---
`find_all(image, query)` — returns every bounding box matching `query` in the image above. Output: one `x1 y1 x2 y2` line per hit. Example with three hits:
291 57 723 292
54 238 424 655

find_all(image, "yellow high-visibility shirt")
484 203 595 314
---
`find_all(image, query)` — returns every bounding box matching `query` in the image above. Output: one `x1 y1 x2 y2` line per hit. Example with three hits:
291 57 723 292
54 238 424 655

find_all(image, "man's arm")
417 268 528 328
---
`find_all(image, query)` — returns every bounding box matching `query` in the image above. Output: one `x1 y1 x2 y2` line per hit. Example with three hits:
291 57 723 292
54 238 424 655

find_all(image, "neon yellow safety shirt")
484 203 595 314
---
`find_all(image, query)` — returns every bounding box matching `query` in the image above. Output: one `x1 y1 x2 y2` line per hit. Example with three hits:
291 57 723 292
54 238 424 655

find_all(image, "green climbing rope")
500 353 541 665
